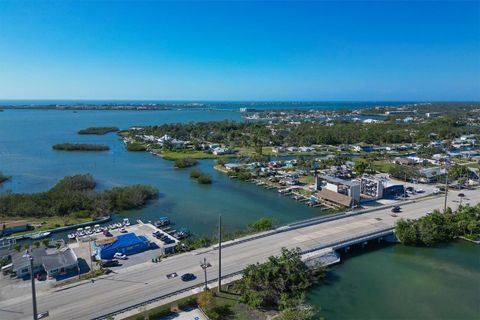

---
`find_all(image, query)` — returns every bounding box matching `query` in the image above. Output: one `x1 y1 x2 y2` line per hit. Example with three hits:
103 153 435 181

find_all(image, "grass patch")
299 175 315 184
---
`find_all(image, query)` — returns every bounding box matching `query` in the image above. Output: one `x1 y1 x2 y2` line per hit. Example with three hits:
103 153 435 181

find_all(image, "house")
353 145 374 152
41 247 78 278
11 248 47 278
418 167 446 183
272 147 286 153
212 147 232 155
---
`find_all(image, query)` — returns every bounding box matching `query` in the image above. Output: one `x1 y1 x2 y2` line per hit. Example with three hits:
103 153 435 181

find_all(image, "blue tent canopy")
96 233 150 260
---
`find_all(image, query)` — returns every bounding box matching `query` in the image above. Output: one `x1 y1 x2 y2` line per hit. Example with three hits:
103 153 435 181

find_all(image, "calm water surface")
0 109 319 235
308 241 480 320
2 109 479 319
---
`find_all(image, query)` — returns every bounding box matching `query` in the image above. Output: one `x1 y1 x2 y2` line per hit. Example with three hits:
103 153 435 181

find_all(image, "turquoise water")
0 109 319 235
308 241 480 320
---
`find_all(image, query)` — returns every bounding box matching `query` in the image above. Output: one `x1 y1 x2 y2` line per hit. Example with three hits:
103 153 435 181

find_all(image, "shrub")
190 168 202 179
197 174 212 184
174 157 198 168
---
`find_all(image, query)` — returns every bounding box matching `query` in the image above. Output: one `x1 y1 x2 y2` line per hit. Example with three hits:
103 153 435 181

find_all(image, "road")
0 189 478 320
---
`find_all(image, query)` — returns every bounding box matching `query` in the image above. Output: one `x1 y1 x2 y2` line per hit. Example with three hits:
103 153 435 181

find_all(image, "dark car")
101 259 119 268
391 206 401 213
181 273 196 281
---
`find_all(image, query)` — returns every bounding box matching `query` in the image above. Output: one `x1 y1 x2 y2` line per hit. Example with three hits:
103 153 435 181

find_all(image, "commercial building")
316 175 360 206
42 248 78 278
11 248 46 278
360 177 384 199
11 247 79 279
94 233 151 260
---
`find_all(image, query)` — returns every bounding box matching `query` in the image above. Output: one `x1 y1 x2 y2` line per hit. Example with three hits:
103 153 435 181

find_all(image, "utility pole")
444 161 450 213
88 236 94 272
200 257 211 291
218 214 222 293
24 251 38 320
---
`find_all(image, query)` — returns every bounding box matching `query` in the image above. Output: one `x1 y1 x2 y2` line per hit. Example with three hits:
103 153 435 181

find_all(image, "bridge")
0 188 478 320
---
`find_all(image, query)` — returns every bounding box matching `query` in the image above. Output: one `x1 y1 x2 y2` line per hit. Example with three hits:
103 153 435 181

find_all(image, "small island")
78 127 119 135
190 168 212 184
52 143 110 151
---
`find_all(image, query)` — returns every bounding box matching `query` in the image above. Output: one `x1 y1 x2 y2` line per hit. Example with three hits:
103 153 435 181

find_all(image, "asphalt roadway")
1 189 478 320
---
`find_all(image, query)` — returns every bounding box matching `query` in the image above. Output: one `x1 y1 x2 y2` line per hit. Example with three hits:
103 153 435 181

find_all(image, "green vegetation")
395 204 480 246
227 168 252 181
158 149 221 160
190 168 212 184
174 157 198 168
129 115 476 149
239 247 325 314
78 127 119 135
248 217 276 232
125 142 147 151
388 164 420 181
0 174 158 219
52 143 109 151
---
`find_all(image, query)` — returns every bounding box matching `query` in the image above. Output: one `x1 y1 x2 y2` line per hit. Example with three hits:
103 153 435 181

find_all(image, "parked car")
101 259 120 268
103 230 113 237
181 273 196 282
36 272 47 281
113 253 127 260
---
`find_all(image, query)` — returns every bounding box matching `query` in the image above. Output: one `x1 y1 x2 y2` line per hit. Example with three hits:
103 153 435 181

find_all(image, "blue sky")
0 1 479 101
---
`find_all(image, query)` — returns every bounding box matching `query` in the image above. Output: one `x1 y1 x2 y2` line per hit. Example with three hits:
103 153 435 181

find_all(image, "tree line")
130 115 476 149
395 204 480 246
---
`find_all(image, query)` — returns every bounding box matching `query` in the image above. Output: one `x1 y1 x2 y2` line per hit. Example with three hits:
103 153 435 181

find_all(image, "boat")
30 231 51 240
123 218 130 226
94 224 101 233
67 233 76 240
174 227 190 239
154 216 170 228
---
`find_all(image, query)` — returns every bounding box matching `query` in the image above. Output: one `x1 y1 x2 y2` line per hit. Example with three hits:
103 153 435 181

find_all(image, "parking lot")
69 222 179 272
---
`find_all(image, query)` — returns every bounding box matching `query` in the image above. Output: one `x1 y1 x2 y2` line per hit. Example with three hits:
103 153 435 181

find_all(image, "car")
113 252 127 260
391 206 401 213
101 259 119 268
415 188 425 193
103 230 113 237
36 272 47 281
181 273 196 281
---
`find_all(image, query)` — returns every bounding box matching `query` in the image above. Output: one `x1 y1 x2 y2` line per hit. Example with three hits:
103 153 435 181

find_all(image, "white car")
113 253 127 260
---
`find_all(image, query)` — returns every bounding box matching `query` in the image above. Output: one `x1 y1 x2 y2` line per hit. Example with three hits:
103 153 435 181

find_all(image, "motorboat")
123 218 130 226
67 233 76 240
94 224 101 233
30 231 51 240
154 216 170 228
